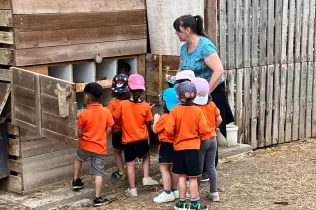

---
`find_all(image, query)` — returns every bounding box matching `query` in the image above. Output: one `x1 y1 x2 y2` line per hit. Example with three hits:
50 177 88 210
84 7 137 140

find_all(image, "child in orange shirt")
192 78 222 202
108 74 130 180
72 82 114 207
152 88 180 203
165 81 211 210
113 74 158 197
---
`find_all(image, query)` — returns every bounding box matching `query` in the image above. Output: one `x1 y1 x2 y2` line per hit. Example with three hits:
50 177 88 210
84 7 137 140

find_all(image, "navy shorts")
112 131 123 150
159 142 174 164
172 149 201 177
123 140 149 162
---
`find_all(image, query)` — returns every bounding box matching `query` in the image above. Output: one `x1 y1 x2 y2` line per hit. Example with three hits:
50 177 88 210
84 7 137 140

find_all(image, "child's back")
197 101 220 140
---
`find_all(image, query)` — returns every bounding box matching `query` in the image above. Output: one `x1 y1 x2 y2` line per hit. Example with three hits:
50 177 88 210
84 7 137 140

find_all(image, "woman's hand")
205 53 224 93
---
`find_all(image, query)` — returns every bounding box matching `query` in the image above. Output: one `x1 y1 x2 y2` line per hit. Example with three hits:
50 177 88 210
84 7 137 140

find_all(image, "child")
165 81 211 210
192 78 222 202
152 88 180 203
72 82 114 207
118 60 132 76
166 70 195 86
113 74 158 197
108 74 130 180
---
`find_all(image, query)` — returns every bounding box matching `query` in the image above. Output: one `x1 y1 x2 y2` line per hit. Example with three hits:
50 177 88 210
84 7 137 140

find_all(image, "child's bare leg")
170 165 179 190
95 176 103 197
178 175 187 199
189 177 199 200
160 164 171 190
114 148 124 173
126 160 136 188
74 159 82 179
142 152 150 178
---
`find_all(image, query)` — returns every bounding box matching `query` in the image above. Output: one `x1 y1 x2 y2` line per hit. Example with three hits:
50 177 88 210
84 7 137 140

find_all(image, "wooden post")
158 55 163 102
205 0 217 45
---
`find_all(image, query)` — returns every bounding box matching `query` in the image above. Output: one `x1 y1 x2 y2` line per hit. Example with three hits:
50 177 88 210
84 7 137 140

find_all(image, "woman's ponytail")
194 15 209 38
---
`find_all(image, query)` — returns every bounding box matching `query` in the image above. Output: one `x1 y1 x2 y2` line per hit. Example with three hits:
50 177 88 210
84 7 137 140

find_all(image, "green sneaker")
111 170 126 180
187 202 208 210
174 200 187 210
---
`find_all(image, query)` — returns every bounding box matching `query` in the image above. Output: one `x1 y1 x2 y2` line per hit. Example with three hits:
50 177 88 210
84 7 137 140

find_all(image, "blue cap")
159 88 180 111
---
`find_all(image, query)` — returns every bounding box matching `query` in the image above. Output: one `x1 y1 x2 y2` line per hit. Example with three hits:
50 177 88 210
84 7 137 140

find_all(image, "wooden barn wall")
11 0 147 66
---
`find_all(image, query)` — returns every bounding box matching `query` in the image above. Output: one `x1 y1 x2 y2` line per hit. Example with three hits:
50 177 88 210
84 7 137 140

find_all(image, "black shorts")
172 149 201 177
159 142 174 164
123 140 149 162
112 131 123 150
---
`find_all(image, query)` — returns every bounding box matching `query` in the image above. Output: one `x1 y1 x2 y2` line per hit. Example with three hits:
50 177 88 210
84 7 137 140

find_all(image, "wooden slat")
235 0 242 68
259 0 267 65
274 0 282 64
308 0 315 61
11 67 36 90
14 39 147 66
7 122 19 135
265 65 274 146
281 0 289 64
137 54 146 78
14 10 146 32
287 0 296 63
20 127 41 141
301 1 309 62
251 67 259 149
272 65 280 144
243 68 251 144
218 0 227 68
227 0 235 69
9 159 21 173
227 70 236 118
0 31 13 44
285 64 294 142
0 68 10 81
15 25 146 49
243 0 251 67
205 0 217 44
258 66 266 147
0 48 13 65
0 0 11 9
306 62 313 137
14 103 36 129
251 0 259 66
11 0 145 14
8 138 20 156
278 64 287 143
0 10 12 27
0 83 10 116
0 175 22 193
299 62 307 139
236 69 243 143
13 85 36 108
292 63 301 140
312 61 316 137
295 0 302 62
267 0 275 64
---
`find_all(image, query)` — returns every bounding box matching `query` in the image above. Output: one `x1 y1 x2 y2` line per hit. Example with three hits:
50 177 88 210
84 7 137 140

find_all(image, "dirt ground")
70 139 316 210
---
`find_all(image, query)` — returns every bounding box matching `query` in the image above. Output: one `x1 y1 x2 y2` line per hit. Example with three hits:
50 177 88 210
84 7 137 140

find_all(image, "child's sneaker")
159 178 163 185
206 192 220 202
142 177 159 186
173 190 179 199
174 200 187 210
153 191 175 203
111 170 127 180
72 178 84 191
187 202 208 210
125 188 138 197
93 197 110 207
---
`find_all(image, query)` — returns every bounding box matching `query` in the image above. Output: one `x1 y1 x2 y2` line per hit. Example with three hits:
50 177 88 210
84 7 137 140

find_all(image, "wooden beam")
0 48 13 65
0 0 11 9
205 0 217 44
0 175 22 193
0 31 13 44
14 39 147 66
9 159 21 173
8 138 20 157
7 122 19 135
0 68 10 81
0 10 12 27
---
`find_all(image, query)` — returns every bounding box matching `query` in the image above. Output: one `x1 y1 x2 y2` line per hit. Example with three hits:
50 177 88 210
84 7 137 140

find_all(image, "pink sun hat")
128 73 145 90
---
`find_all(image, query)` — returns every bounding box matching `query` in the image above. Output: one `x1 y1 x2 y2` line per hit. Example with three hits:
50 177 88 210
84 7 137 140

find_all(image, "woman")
173 15 234 180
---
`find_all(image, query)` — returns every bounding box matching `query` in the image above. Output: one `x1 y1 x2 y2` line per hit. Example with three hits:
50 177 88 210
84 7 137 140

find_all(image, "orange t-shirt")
113 100 153 144
197 102 220 140
153 113 174 144
108 98 124 133
165 105 211 151
78 104 114 155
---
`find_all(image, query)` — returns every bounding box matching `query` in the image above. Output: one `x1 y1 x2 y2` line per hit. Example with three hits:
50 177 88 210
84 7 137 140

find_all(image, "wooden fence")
217 0 316 148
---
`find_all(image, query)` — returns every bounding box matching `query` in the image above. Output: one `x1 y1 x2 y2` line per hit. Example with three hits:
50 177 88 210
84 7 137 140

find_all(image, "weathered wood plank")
299 62 307 139
287 0 295 63
267 0 275 64
0 68 10 81
300 1 309 62
11 67 36 90
281 0 289 64
265 65 274 146
25 65 48 75
259 0 267 65
14 39 147 66
295 0 302 62
308 0 315 61
285 63 294 142
8 138 20 157
137 54 146 78
0 10 12 27
14 103 36 131
251 67 259 149
278 64 287 143
0 31 13 44
13 85 36 108
306 62 313 137
0 175 22 193
290 63 298 139
235 0 242 68
274 0 282 64
0 83 10 116
218 0 227 68
272 65 280 144
312 61 316 137
205 0 217 44
0 48 13 65
236 68 243 143
15 25 146 49
7 122 19 136
243 0 250 67
227 0 235 69
0 0 11 9
14 10 146 32
251 0 259 66
11 0 145 14
258 66 266 147
9 159 21 173
227 70 236 118
20 127 41 141
243 68 251 144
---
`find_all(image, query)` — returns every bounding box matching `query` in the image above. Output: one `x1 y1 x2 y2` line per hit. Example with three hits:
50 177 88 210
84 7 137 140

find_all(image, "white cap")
175 70 195 81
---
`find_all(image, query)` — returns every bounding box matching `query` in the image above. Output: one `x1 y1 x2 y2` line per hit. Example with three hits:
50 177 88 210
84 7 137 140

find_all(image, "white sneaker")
153 191 175 203
142 177 159 186
173 190 179 199
207 192 220 202
125 188 138 197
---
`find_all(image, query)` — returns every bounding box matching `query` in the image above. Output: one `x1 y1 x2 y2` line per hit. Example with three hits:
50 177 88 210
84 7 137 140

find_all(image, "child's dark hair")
175 79 191 84
173 15 209 38
111 91 130 100
162 101 170 114
84 82 103 102
118 61 131 75
130 89 143 102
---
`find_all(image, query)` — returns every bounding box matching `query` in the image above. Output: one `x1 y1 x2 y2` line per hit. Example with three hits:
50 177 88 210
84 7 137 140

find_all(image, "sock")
191 200 198 206
179 199 186 204
164 190 171 194
171 188 177 192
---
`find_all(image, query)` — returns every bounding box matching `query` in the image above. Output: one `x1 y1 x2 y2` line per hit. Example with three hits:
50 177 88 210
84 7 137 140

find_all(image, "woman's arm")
205 53 224 93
